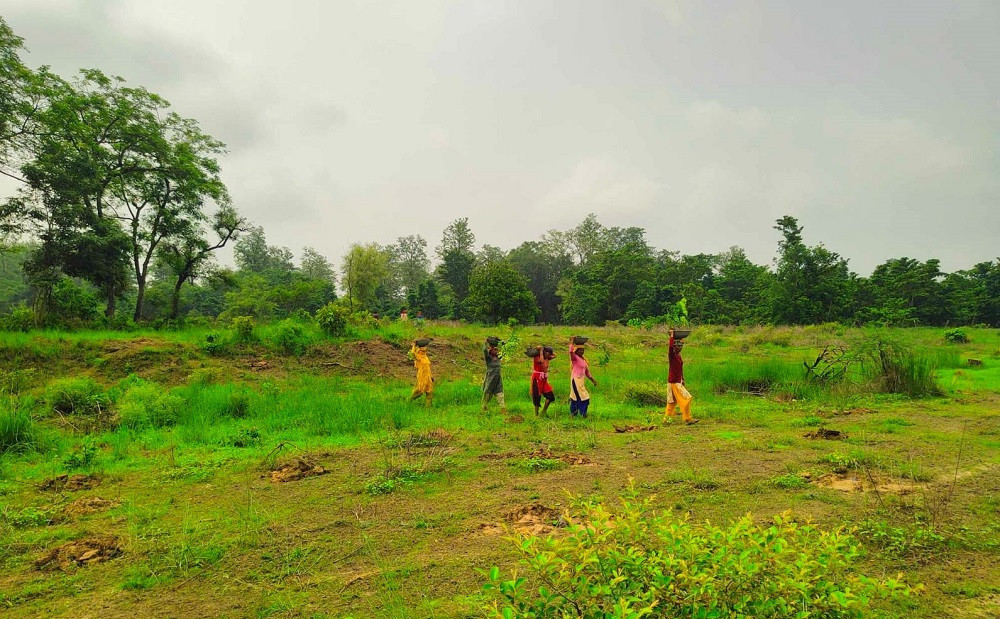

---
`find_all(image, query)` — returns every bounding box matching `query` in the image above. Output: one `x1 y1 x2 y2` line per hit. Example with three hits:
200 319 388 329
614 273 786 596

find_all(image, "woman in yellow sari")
410 340 433 406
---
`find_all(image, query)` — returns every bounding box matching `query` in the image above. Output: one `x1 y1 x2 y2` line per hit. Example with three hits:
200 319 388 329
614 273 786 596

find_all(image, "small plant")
44 377 109 416
316 303 350 337
62 437 99 470
483 488 919 617
1 505 60 528
513 457 566 474
221 426 260 448
858 518 946 561
772 473 809 489
200 331 231 356
943 329 968 344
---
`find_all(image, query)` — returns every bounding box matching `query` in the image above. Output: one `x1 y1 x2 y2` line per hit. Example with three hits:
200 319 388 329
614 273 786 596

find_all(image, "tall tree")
340 243 389 312
392 234 429 295
508 241 574 324
435 217 476 259
111 114 229 320
300 246 336 284
234 225 294 276
769 216 852 324
464 260 539 325
157 205 244 319
14 69 171 319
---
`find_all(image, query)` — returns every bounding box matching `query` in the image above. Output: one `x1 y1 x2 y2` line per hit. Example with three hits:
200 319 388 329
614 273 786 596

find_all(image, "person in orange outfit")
410 340 433 406
665 328 698 425
530 346 556 416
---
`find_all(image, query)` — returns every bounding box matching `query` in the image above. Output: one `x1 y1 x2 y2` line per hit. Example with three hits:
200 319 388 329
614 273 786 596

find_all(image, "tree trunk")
105 287 116 319
133 276 146 322
169 276 185 320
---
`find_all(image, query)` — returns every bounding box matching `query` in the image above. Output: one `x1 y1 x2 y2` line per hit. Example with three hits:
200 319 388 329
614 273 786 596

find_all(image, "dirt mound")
64 497 118 517
505 414 524 424
270 458 328 483
40 474 101 492
505 503 565 535
804 428 845 440
35 535 122 571
613 424 658 434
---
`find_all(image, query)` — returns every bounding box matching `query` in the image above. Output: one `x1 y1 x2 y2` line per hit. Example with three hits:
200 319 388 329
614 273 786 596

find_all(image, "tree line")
1 17 997 329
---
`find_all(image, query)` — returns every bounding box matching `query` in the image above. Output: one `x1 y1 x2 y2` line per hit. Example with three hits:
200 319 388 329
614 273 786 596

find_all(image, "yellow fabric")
411 344 433 394
665 382 693 422
570 376 590 401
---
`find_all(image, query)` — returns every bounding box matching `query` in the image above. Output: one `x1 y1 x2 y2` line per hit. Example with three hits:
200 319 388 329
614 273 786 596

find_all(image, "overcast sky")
3 0 998 274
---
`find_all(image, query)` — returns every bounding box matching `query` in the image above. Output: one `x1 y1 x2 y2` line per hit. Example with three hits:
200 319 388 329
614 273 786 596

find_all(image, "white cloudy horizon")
2 0 998 274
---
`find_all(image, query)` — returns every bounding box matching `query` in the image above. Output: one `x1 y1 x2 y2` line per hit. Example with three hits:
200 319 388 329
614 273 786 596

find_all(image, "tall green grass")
0 399 39 455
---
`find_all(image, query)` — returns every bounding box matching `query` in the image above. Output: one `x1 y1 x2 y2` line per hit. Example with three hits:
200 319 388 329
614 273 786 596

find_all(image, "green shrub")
484 490 919 617
943 329 968 344
118 381 183 429
221 426 260 448
0 306 33 332
772 473 809 489
863 338 941 397
200 331 231 356
0 401 38 454
232 316 256 343
265 319 315 356
44 377 109 416
316 303 349 337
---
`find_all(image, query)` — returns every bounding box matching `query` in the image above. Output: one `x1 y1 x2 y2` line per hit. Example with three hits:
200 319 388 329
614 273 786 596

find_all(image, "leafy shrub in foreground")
232 316 256 343
44 377 109 416
484 490 918 618
118 381 183 429
0 306 33 332
316 302 349 337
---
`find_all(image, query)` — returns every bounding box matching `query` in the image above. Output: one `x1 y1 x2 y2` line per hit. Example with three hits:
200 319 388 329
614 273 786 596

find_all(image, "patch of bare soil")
478 446 593 466
480 503 567 536
613 424 658 434
40 474 101 492
804 428 845 440
505 414 524 424
63 497 118 517
833 407 877 416
270 458 328 483
35 535 122 571
506 503 565 535
815 472 863 492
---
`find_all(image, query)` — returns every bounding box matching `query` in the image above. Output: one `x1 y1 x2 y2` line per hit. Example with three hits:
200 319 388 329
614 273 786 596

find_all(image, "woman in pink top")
568 337 598 417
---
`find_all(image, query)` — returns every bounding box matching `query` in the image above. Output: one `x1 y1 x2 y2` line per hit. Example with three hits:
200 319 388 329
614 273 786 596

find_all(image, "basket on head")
524 348 540 358
572 336 589 346
672 329 691 340
415 338 432 347
486 336 501 346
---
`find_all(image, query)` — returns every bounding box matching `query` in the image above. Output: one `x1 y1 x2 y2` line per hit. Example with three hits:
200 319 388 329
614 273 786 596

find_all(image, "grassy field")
1 322 999 617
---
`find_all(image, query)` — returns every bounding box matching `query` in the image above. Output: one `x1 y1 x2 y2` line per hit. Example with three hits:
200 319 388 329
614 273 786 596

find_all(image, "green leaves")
482 490 920 618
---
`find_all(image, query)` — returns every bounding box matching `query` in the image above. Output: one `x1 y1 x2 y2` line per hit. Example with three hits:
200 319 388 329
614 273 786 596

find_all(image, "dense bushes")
484 491 918 618
118 380 183 429
44 377 109 415
316 302 349 337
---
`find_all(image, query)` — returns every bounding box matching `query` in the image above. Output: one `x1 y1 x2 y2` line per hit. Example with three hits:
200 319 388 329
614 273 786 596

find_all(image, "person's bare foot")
685 419 700 425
